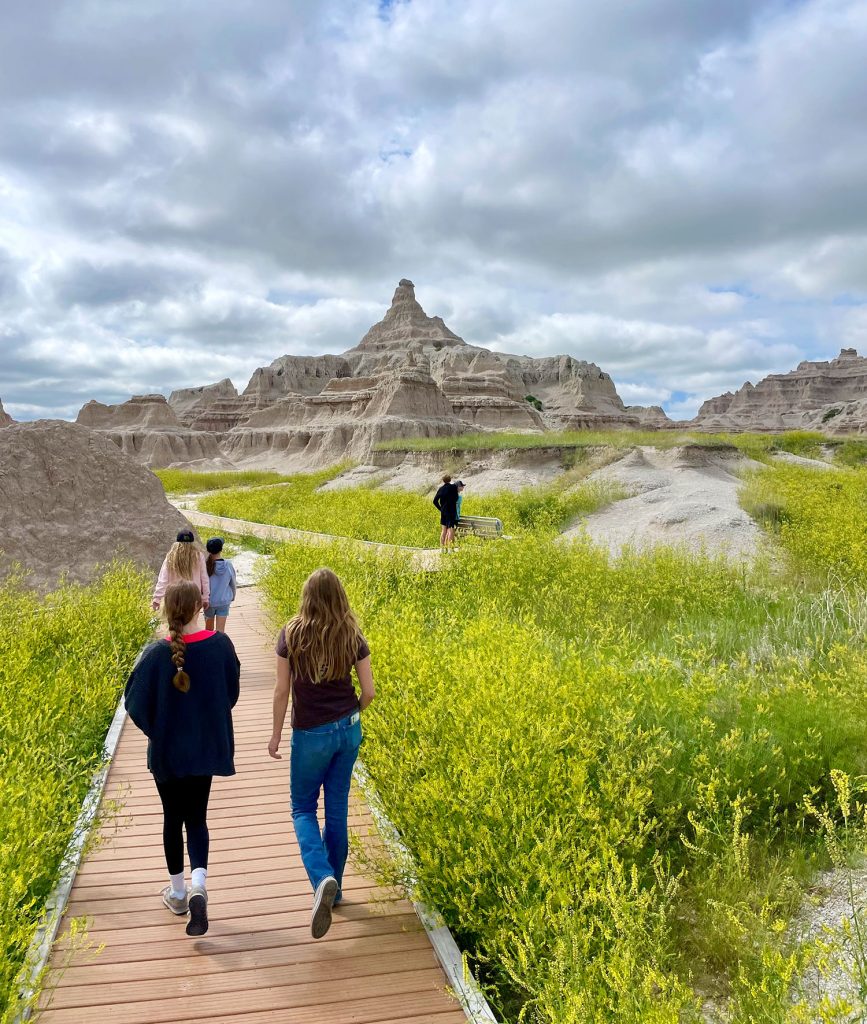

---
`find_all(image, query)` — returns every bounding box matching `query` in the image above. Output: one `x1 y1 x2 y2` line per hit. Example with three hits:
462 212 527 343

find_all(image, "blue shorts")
207 604 231 618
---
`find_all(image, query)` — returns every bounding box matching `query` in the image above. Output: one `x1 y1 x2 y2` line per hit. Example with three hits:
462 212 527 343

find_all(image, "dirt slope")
0 420 190 591
562 445 762 558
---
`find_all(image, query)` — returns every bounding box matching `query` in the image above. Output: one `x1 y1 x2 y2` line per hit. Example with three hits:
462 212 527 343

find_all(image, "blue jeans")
290 711 362 893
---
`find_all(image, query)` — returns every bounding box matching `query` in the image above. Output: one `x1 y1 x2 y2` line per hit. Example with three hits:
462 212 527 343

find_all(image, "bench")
455 515 504 539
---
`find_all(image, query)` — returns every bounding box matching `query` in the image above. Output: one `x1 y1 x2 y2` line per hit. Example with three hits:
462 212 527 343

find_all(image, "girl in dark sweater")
269 568 375 939
125 580 240 936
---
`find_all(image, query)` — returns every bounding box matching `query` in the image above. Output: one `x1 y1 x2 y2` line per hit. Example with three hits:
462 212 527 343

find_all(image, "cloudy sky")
1 0 865 421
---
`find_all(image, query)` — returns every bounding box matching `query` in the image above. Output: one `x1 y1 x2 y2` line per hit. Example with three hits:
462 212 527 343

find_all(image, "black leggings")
155 776 212 875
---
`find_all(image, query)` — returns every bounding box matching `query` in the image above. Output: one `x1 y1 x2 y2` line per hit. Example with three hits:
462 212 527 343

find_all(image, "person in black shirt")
125 580 240 937
433 473 459 550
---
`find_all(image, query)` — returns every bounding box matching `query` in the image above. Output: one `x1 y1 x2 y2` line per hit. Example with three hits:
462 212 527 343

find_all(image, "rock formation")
244 354 353 400
344 281 643 432
0 420 190 591
0 398 13 427
75 279 671 469
693 349 867 434
77 394 184 429
169 378 239 423
349 278 465 360
223 366 460 468
627 405 674 429
77 394 227 467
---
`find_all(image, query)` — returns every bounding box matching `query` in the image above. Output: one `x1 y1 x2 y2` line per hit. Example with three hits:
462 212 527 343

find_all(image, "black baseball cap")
206 537 224 554
456 480 465 487
176 530 195 543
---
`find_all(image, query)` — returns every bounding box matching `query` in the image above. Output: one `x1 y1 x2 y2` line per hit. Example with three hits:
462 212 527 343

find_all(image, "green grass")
153 468 298 495
219 531 280 557
197 467 623 546
0 564 153 1022
833 439 867 467
376 428 697 452
261 538 867 1023
374 428 834 460
741 462 867 585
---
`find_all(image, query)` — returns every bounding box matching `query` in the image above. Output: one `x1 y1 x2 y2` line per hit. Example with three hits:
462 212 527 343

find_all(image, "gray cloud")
0 0 865 422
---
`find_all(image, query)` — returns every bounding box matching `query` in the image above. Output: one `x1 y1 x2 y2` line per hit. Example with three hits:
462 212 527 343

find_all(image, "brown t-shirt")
275 627 370 731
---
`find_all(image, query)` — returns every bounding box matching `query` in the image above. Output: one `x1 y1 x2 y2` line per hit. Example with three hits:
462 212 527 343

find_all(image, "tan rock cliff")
77 394 184 429
76 394 227 466
693 348 867 434
169 378 239 423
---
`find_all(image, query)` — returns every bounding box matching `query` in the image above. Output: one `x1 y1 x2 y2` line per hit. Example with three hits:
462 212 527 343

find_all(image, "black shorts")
440 515 457 528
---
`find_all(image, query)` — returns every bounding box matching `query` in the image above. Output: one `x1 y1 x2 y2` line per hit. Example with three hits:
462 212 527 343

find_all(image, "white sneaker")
311 876 338 939
186 885 208 936
161 885 189 915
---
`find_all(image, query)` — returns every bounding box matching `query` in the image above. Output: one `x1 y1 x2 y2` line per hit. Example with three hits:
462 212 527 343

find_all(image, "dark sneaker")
311 876 338 939
186 885 208 936
161 885 189 915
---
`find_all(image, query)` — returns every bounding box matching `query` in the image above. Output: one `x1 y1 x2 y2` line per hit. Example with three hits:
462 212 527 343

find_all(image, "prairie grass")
198 468 622 546
261 538 867 1023
0 564 153 1022
741 463 867 585
374 428 833 459
834 439 867 467
153 468 298 495
219 531 279 557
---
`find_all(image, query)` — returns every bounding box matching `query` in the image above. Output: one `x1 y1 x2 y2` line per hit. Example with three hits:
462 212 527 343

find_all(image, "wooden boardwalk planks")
37 587 465 1024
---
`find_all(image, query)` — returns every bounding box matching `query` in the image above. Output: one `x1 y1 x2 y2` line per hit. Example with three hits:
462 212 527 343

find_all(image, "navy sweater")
124 631 241 782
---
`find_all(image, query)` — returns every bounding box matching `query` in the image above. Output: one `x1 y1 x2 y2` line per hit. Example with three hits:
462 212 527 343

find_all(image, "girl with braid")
125 580 240 936
151 530 210 612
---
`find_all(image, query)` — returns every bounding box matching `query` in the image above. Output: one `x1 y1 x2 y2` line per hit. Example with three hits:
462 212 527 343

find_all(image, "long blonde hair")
165 540 200 580
283 568 362 683
164 581 202 692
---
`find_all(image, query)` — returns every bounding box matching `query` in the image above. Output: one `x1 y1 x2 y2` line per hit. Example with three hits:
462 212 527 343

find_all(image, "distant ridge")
693 348 867 434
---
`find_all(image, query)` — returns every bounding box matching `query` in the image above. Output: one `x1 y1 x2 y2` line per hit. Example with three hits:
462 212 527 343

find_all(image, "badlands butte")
7 279 867 472
2 278 866 586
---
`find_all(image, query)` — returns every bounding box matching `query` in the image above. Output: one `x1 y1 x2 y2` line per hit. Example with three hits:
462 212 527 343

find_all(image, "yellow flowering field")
153 467 298 495
741 462 867 584
262 536 867 1023
0 565 153 1023
197 467 621 545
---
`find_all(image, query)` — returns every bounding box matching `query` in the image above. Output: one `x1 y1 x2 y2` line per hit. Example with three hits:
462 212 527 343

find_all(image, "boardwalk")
174 507 442 570
37 588 466 1024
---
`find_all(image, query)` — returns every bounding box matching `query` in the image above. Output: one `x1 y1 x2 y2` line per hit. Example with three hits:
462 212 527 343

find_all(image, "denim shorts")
207 604 230 618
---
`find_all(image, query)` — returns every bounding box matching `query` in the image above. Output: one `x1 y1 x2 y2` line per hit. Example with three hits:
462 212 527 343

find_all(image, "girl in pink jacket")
152 530 210 611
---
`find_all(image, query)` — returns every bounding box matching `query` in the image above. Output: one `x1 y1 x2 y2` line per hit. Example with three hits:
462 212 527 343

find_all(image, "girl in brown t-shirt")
269 568 375 939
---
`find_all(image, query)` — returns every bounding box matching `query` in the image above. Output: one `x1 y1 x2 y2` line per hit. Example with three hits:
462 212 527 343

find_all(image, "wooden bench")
455 515 504 538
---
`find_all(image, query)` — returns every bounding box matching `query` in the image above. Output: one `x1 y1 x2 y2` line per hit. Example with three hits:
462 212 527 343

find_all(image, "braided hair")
163 581 202 692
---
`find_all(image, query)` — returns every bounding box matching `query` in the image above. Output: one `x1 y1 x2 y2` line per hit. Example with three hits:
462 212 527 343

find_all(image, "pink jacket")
152 552 210 608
